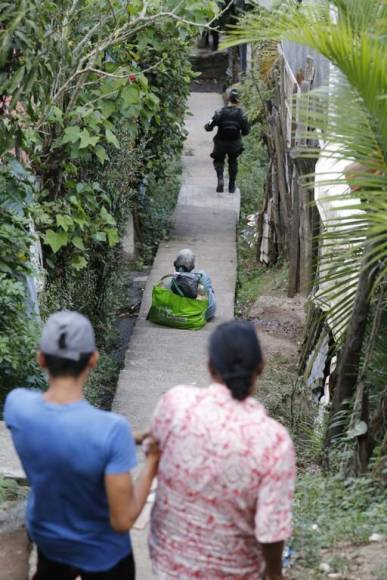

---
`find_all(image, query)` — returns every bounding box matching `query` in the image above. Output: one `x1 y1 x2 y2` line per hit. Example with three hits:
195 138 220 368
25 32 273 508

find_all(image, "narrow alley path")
113 92 240 577
113 92 239 430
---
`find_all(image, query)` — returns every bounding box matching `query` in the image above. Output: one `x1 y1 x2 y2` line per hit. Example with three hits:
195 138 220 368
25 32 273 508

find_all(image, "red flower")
128 74 137 82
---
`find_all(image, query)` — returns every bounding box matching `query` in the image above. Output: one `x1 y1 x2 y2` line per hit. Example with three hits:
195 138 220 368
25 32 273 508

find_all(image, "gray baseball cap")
40 311 96 361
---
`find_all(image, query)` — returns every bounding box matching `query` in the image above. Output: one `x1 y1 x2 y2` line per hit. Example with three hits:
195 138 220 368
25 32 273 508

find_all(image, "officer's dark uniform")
205 102 250 193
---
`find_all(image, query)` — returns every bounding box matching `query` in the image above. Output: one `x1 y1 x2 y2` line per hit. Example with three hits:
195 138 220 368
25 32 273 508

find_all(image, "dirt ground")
249 293 306 360
288 541 387 579
0 528 31 580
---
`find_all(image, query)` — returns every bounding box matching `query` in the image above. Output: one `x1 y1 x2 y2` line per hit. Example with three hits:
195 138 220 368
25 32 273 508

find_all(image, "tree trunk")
270 108 290 252
288 165 300 297
326 260 377 443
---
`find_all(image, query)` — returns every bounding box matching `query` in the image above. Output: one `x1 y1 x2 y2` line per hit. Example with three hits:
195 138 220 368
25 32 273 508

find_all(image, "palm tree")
225 0 387 469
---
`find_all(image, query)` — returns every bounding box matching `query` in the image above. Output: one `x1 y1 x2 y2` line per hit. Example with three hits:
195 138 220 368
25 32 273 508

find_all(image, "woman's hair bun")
209 321 263 401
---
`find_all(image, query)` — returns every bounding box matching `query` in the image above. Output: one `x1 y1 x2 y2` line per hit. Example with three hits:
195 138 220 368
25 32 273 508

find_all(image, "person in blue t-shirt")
4 310 159 580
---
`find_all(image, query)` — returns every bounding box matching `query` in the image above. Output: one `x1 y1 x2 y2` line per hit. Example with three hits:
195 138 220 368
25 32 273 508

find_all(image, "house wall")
281 41 329 88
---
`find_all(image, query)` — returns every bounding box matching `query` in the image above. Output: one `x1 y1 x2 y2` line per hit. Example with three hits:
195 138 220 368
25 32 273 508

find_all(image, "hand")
133 430 149 445
142 435 161 464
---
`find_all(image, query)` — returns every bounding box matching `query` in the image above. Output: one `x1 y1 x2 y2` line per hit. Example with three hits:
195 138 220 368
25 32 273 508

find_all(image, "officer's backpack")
219 122 240 140
218 110 241 140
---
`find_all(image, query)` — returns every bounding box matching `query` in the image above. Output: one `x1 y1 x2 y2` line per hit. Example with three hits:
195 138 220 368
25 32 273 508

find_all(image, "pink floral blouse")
149 383 296 579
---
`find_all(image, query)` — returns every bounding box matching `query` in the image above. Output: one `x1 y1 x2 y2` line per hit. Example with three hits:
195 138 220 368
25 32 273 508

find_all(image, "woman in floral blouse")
149 320 296 579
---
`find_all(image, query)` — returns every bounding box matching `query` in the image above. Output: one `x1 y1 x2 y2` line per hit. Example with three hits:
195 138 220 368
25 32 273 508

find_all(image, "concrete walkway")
113 92 240 578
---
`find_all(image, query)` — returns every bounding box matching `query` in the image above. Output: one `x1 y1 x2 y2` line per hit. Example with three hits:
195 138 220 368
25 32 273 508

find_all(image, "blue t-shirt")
4 388 137 572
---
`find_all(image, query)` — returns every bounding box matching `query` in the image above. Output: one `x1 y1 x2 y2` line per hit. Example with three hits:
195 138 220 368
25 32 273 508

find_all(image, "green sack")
147 276 208 330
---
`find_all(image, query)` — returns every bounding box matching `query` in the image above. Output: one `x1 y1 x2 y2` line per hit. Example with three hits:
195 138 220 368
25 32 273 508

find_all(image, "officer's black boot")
228 158 238 193
228 179 236 193
216 172 224 193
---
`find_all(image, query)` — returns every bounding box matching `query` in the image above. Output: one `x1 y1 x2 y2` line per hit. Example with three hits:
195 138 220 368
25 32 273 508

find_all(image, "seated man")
165 249 216 321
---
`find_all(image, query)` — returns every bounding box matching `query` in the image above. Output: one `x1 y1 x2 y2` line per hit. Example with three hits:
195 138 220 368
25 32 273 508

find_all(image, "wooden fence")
256 47 320 297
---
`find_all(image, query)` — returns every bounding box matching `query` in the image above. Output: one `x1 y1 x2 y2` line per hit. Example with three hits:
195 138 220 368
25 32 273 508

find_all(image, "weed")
373 561 387 580
256 356 298 430
237 124 267 220
326 553 351 574
141 160 182 264
0 477 26 507
84 353 120 410
293 472 387 570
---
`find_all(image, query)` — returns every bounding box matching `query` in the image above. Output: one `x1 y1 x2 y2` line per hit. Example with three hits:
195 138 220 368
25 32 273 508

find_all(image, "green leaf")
72 236 85 250
100 101 116 118
138 74 148 89
61 126 82 145
93 231 107 242
48 106 64 126
105 129 120 149
56 214 73 232
79 128 99 149
100 206 116 225
121 85 140 107
72 106 93 118
70 256 87 270
95 145 109 164
7 66 26 93
73 216 88 230
146 93 160 107
44 230 68 253
107 228 119 247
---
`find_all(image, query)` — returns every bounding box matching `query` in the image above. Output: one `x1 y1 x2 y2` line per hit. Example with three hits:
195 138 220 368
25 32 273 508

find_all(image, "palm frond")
226 0 386 343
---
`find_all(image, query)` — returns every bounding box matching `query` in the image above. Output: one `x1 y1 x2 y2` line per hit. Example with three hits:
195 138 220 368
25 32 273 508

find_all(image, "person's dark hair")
229 88 240 104
43 353 93 378
209 321 263 401
175 264 189 273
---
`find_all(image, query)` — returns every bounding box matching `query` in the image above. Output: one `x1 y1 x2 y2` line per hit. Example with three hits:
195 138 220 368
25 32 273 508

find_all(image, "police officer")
205 88 250 193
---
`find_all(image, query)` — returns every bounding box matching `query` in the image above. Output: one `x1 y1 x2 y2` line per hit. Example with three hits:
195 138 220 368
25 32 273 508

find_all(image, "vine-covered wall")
0 0 218 409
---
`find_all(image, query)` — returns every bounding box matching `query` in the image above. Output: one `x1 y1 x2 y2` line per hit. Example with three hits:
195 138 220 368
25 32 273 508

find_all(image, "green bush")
236 121 269 317
141 161 182 263
0 1 214 407
0 275 44 408
238 123 268 220
0 160 45 411
0 477 27 506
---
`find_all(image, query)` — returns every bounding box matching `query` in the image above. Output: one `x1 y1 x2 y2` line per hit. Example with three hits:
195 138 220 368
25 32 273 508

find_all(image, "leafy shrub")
238 123 268 220
0 275 44 409
0 477 27 506
141 161 182 263
0 160 46 411
0 1 216 407
236 119 269 317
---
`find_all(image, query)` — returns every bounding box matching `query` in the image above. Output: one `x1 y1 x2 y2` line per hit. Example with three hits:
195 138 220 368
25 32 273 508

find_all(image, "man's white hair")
174 248 195 272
